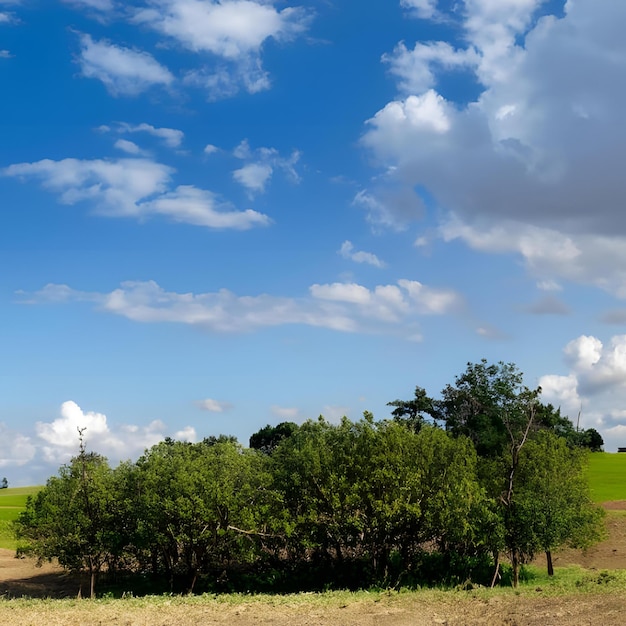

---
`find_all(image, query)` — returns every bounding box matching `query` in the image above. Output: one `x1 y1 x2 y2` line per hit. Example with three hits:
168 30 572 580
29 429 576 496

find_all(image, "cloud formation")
540 334 626 451
3 156 270 230
78 33 174 96
339 241 385 268
231 140 301 196
134 0 310 98
19 278 463 338
363 0 626 292
196 398 233 413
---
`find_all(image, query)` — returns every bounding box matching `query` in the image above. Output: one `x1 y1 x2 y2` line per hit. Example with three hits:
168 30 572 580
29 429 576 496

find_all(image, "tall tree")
514 431 605 576
15 436 116 598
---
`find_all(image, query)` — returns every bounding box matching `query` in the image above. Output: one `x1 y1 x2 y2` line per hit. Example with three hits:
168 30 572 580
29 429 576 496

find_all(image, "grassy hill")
0 486 40 550
587 452 626 503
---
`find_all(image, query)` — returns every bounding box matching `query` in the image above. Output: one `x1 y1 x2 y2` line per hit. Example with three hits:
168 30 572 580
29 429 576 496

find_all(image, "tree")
134 438 273 592
15 435 117 598
514 431 605 576
249 422 298 454
0 477 7 489
387 386 437 432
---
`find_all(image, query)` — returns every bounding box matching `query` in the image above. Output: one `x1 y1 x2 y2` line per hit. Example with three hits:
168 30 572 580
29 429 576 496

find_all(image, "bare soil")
0 504 625 624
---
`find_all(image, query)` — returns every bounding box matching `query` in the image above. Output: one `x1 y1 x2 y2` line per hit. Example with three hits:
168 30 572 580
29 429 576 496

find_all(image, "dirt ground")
0 504 625 625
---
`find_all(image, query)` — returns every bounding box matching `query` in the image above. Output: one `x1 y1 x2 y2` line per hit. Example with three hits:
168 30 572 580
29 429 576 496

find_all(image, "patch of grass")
587 453 626 502
0 486 40 550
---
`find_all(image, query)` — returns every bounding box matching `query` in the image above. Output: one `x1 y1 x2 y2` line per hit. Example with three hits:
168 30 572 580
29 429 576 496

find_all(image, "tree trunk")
546 550 554 576
511 551 519 588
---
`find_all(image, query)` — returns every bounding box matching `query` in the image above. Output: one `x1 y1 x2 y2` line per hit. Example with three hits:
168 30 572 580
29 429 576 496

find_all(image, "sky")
2 0 626 485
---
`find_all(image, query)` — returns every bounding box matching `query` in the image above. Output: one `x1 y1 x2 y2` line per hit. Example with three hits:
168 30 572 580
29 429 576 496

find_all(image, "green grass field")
587 452 626 502
0 486 40 550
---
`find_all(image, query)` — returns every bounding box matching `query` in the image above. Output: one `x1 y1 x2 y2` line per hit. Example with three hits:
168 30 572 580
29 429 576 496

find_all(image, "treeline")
15 361 605 597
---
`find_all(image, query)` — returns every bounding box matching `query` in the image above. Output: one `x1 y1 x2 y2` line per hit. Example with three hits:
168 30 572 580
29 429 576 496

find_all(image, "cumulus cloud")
339 240 385 268
540 334 626 451
3 156 270 230
77 33 174 96
30 400 196 467
362 0 626 292
134 0 310 98
196 398 233 413
19 277 462 338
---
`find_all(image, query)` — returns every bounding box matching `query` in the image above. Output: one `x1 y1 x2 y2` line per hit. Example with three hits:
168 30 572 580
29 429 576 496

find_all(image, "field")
0 456 624 624
0 487 39 550
587 452 626 502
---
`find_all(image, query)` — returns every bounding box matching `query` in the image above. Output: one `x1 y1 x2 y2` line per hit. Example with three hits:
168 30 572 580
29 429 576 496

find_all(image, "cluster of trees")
1 477 7 489
15 361 605 597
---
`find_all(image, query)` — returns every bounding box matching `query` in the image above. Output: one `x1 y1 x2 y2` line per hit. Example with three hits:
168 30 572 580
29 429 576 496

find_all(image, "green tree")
387 386 437 432
134 439 272 592
249 422 298 454
515 431 605 576
0 477 7 489
15 439 117 598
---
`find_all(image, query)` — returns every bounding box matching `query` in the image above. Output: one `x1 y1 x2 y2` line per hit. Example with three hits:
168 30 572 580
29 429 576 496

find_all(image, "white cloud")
134 0 310 98
0 423 36 468
20 277 462 338
339 240 385 268
196 398 233 413
384 41 478 94
142 185 271 229
0 50 11 58
35 400 190 465
3 157 270 230
400 0 439 19
204 143 219 155
440 219 626 298
231 140 301 195
77 33 174 96
114 138 144 154
114 122 184 148
363 1 626 292
539 333 626 451
233 163 273 194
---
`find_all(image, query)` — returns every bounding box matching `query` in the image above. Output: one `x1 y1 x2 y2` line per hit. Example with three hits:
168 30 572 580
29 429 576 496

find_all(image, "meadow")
587 452 626 502
0 486 39 550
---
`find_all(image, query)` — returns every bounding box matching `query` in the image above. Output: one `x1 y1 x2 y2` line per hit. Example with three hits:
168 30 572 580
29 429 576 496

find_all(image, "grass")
0 486 40 550
587 452 626 502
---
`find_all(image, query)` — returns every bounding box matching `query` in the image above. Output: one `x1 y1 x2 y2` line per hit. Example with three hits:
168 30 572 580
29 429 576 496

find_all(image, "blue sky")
2 0 626 484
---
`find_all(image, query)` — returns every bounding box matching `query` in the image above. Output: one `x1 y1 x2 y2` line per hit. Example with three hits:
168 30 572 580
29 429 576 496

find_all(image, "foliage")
15 448 117 598
12 360 612 596
0 478 7 489
249 422 298 454
513 432 606 575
